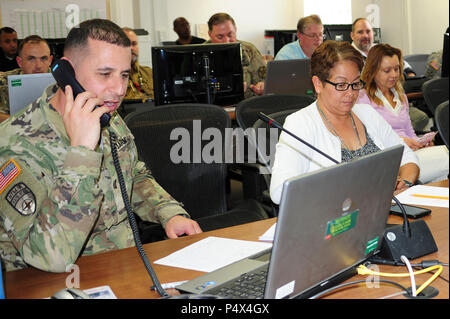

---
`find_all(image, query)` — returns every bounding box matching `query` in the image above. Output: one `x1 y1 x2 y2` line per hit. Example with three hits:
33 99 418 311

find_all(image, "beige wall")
407 0 448 54
352 0 448 55
107 0 449 55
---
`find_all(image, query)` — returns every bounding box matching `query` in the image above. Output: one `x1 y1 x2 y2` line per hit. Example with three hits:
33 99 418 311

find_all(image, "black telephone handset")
51 59 111 128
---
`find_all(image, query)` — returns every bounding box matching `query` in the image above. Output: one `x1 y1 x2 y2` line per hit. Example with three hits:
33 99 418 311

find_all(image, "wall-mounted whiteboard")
0 0 109 38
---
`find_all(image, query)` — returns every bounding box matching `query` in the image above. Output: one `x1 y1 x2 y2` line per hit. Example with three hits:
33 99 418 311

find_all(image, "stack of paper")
154 236 272 272
258 223 277 242
395 185 449 208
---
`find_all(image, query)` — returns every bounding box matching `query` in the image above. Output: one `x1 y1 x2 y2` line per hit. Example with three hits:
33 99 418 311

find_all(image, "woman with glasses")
269 41 419 204
357 44 449 184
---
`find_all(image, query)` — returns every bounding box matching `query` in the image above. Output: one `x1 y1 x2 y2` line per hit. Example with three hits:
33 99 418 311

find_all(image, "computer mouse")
50 288 90 299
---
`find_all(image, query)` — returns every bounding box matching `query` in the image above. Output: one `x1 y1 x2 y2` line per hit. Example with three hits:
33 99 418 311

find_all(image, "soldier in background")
206 13 266 98
0 35 53 114
425 50 443 79
0 27 19 72
173 17 205 45
0 19 201 273
122 27 154 101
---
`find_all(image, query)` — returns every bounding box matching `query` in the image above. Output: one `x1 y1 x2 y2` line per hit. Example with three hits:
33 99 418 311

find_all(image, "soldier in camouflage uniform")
425 50 443 79
0 68 22 114
0 19 201 273
122 28 154 101
207 13 266 99
0 35 53 115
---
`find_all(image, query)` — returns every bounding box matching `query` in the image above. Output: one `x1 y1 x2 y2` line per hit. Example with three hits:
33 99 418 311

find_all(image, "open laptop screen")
8 73 56 115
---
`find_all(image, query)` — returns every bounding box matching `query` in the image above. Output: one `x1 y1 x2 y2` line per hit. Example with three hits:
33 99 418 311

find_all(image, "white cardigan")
269 101 419 204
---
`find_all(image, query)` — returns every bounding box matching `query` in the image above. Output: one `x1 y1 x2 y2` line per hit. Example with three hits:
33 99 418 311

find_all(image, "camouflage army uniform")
124 62 154 101
205 40 266 99
0 68 22 114
0 84 189 272
425 50 442 79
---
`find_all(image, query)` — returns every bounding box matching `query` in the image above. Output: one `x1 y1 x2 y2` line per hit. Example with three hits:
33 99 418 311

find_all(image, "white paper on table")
154 236 272 272
395 185 449 208
258 223 277 242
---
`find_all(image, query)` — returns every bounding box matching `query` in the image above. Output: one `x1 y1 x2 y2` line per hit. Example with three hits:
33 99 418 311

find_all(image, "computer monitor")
442 28 449 78
264 30 297 56
151 43 244 106
46 38 66 60
324 24 352 42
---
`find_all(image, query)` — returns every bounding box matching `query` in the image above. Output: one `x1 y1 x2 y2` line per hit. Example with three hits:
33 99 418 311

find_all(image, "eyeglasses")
301 32 324 40
324 79 366 91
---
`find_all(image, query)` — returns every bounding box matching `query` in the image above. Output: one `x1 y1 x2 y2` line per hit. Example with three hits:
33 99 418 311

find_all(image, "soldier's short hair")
297 14 322 33
207 13 236 31
18 35 50 56
0 26 16 36
64 18 130 55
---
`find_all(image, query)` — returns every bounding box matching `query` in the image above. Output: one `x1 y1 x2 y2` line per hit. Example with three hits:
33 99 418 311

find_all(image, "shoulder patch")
6 182 36 216
0 159 21 195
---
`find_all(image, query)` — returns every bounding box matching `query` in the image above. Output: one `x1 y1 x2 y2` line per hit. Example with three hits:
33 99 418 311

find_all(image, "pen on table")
411 194 449 200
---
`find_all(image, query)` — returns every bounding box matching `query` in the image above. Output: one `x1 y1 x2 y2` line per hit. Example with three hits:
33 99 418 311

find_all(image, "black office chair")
250 108 301 215
404 54 429 77
235 94 315 131
117 100 155 118
435 100 449 150
422 77 449 115
124 103 268 243
233 94 315 205
252 108 301 168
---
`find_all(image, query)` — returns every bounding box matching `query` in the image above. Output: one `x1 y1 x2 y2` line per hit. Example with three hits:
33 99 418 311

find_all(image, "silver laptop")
8 73 56 115
177 145 403 299
264 59 314 96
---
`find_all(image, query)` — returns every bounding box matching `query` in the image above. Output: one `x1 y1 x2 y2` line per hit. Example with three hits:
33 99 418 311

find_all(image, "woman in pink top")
357 44 448 183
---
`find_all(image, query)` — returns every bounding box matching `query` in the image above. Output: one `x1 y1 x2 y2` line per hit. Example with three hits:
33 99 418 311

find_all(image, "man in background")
275 14 324 60
173 17 205 45
351 18 416 77
122 27 154 101
0 27 19 72
207 13 266 98
0 35 53 114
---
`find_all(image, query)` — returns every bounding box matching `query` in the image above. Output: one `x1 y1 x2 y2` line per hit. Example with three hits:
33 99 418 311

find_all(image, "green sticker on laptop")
11 79 22 87
365 237 379 255
325 209 358 240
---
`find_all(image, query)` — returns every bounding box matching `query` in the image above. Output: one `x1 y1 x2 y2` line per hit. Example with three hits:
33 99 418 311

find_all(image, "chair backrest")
422 77 449 115
124 103 231 218
235 94 315 130
404 54 429 77
252 108 300 164
118 100 155 118
435 100 449 150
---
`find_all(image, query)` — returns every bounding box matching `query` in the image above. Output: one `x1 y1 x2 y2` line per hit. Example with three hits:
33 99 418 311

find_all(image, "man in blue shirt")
275 15 324 60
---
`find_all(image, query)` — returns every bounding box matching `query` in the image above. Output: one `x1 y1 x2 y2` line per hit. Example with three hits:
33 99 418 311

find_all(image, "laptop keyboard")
207 267 268 299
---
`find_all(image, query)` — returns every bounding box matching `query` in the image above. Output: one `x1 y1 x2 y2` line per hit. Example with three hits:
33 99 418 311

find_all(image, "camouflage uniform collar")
2 68 23 76
41 84 71 143
131 61 142 74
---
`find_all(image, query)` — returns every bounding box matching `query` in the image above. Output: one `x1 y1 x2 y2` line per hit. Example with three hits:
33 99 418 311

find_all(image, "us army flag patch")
0 159 21 195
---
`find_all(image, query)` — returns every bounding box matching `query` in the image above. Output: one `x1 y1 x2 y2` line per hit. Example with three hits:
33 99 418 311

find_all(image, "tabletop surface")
4 180 449 299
